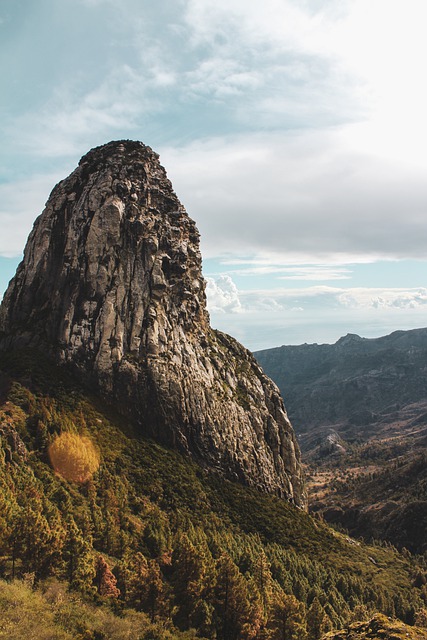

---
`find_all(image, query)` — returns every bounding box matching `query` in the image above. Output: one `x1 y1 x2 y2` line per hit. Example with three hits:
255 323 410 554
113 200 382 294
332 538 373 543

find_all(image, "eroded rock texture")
0 140 306 507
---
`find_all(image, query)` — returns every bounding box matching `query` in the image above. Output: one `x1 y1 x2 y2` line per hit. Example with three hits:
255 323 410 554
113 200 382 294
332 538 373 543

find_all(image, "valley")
256 329 427 554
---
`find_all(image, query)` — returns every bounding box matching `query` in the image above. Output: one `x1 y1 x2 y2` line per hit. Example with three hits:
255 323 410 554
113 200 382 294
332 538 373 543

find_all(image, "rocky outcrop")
0 140 306 507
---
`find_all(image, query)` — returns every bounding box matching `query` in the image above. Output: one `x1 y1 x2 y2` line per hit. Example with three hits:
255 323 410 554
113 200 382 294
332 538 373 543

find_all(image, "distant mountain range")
255 328 427 552
255 328 427 450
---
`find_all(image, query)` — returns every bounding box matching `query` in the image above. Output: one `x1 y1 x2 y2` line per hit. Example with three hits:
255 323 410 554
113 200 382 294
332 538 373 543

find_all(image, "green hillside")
1 350 426 639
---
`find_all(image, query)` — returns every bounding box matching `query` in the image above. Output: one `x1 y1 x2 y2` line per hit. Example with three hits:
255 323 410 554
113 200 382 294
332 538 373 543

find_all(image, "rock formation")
0 140 306 507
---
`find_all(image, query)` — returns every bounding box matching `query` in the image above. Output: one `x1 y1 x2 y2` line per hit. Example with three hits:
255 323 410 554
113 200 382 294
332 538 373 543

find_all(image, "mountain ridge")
255 327 427 552
255 327 427 438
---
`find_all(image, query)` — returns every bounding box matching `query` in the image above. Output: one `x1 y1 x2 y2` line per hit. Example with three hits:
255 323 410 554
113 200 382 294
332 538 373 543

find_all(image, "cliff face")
0 140 306 507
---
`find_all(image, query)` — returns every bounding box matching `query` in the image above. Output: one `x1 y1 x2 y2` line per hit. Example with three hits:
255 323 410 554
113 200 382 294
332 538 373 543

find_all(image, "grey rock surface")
0 140 306 507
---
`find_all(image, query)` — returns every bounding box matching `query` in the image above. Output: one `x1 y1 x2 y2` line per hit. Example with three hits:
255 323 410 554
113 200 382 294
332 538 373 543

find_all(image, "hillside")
255 329 427 553
322 613 427 640
255 328 427 446
307 449 427 554
0 349 426 639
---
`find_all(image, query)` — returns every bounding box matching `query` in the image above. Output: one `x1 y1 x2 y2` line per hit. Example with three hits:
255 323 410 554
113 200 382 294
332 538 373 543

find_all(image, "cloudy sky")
1 0 426 350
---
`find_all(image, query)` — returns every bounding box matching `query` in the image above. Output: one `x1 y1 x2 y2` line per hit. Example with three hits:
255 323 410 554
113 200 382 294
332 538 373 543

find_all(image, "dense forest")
1 350 427 639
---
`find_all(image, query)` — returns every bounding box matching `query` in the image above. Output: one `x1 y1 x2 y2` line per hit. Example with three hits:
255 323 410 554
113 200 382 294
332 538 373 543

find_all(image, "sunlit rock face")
0 140 306 507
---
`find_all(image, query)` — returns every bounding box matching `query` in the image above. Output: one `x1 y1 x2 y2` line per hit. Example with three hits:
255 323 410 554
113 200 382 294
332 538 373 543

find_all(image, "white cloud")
206 280 427 349
221 264 352 281
238 285 427 312
338 288 427 310
205 275 242 313
206 275 427 320
161 128 427 263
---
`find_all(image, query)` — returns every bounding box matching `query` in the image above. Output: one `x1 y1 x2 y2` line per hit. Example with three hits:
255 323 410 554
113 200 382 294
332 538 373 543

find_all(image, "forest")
1 350 427 639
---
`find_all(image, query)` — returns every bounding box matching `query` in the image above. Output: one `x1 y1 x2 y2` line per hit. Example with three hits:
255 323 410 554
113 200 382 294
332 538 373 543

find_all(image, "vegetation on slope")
309 451 427 554
255 329 427 556
322 612 427 640
0 350 426 639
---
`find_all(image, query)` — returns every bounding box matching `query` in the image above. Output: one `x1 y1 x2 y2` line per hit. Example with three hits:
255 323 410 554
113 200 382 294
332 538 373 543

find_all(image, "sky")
1 0 426 351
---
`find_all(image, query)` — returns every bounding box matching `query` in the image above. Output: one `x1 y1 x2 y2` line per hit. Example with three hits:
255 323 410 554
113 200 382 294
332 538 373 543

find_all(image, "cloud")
2 0 427 274
237 285 427 313
182 0 363 131
205 275 242 313
220 263 353 281
3 0 361 166
6 65 151 159
205 277 427 349
338 288 427 310
161 128 427 263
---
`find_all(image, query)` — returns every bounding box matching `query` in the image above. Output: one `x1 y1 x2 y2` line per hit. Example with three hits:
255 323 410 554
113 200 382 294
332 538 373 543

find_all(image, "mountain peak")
336 333 363 346
0 141 306 507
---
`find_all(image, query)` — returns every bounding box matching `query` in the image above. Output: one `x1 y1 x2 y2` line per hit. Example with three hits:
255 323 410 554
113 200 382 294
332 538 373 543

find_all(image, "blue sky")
1 0 426 350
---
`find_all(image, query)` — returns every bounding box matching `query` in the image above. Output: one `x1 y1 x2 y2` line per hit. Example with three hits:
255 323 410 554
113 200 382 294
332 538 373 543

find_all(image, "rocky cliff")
0 140 306 507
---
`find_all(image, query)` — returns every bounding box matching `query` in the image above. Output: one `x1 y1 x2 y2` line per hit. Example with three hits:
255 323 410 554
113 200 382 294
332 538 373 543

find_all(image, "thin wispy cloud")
215 264 352 281
206 275 427 313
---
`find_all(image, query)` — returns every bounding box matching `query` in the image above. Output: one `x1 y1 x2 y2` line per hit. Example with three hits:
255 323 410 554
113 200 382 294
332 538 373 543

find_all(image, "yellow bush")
48 432 100 483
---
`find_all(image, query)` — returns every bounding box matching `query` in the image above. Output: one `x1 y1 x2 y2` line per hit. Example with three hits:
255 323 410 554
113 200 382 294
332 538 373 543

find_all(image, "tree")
269 591 307 640
63 516 95 593
11 499 65 580
144 559 169 623
306 597 328 640
127 552 169 622
95 555 120 598
213 552 255 640
172 533 212 628
254 551 274 617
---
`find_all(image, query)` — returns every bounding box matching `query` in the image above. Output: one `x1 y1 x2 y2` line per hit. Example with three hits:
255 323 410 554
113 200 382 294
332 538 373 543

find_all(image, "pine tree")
127 552 169 622
144 559 169 623
63 516 95 593
269 591 307 640
95 555 120 598
172 533 211 628
306 597 328 640
253 550 274 622
213 552 253 640
12 497 65 580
